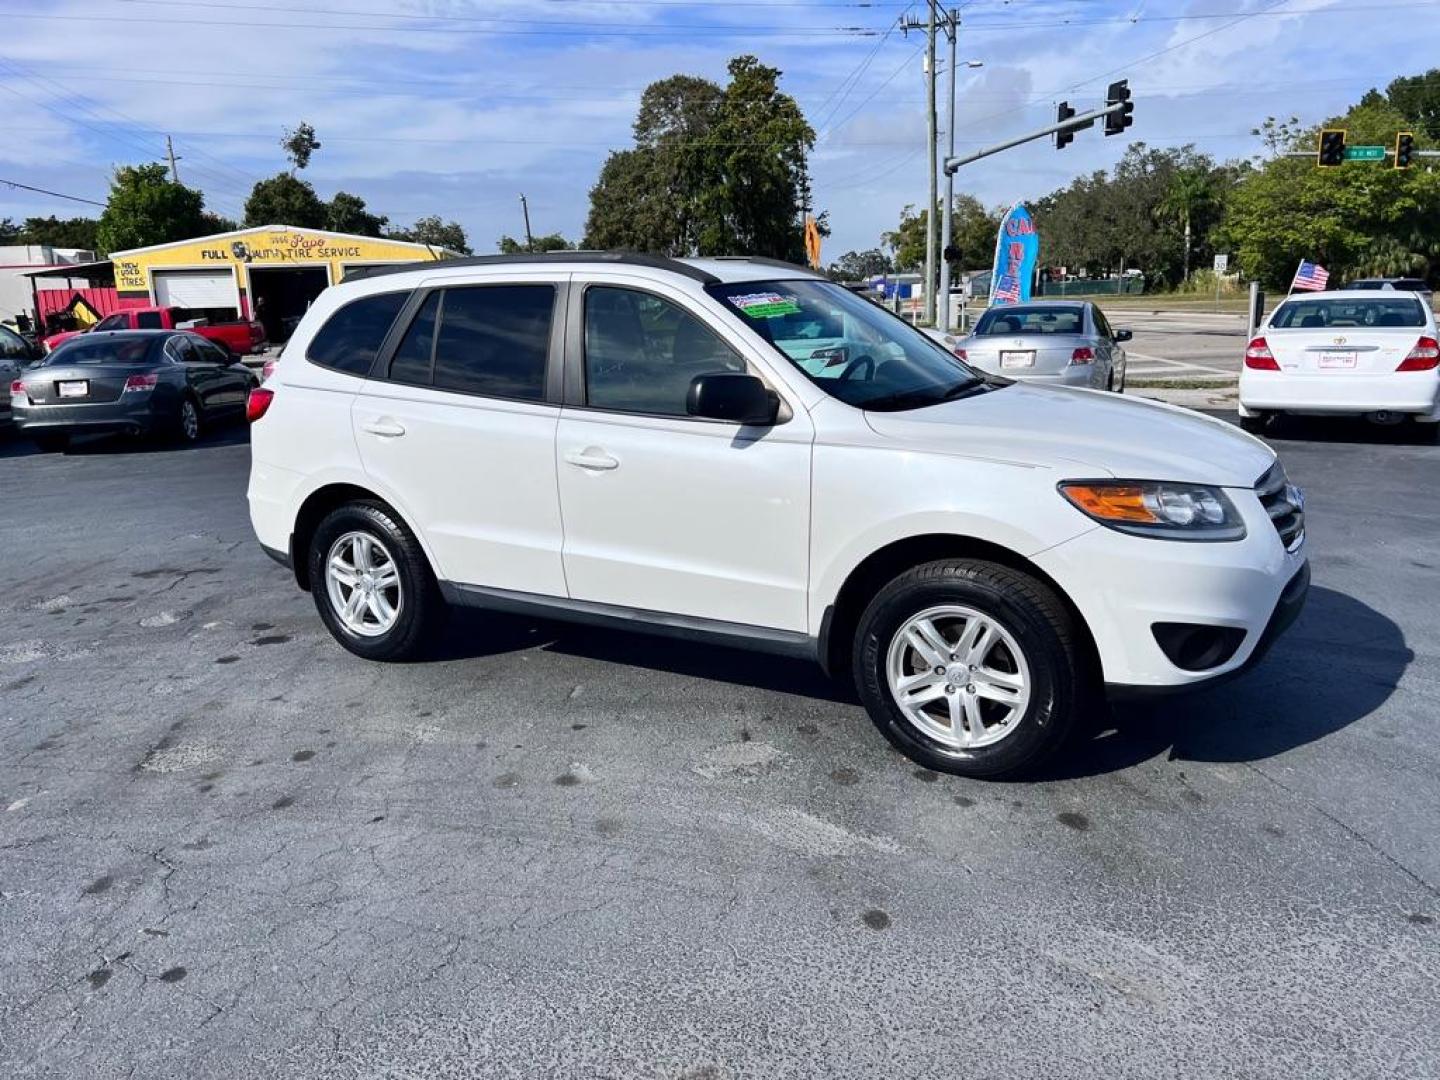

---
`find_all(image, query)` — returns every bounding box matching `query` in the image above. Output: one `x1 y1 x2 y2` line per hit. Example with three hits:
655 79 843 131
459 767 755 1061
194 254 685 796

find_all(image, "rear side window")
388 292 439 384
307 291 408 375
431 286 553 400
135 311 164 330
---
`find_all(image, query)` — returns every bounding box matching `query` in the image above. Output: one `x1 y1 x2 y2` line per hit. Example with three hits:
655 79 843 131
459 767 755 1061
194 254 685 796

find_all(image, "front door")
556 279 813 633
351 279 569 597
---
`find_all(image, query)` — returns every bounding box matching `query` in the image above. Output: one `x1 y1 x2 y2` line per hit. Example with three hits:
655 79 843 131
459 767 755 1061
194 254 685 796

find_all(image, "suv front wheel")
852 559 1087 779
308 502 442 661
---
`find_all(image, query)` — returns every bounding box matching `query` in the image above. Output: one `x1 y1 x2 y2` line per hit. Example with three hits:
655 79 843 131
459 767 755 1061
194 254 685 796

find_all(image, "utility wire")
0 178 106 207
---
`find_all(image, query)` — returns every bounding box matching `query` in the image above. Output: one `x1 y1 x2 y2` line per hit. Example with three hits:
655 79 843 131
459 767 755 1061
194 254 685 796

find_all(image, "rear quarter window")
306 291 409 376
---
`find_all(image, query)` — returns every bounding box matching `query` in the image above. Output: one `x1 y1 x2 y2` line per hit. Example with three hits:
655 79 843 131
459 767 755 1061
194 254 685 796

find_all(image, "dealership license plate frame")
1317 351 1358 369
57 380 89 399
1000 350 1035 369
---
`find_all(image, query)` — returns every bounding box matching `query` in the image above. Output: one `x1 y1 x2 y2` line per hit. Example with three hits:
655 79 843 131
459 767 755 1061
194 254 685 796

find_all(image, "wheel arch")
820 533 1100 683
290 482 433 592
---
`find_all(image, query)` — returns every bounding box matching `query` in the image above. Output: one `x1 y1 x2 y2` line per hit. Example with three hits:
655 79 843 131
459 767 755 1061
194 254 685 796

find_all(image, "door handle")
362 419 406 438
564 448 619 471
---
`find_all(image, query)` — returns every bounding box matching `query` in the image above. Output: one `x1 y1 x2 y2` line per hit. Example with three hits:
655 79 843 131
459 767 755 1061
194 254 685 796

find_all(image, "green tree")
1381 69 1440 139
1161 168 1218 282
883 196 1001 273
96 163 207 254
498 233 573 253
387 215 471 255
201 212 239 234
282 121 321 173
584 56 817 260
243 173 328 229
1220 98 1440 288
0 218 19 244
327 191 387 236
827 249 892 281
16 216 101 250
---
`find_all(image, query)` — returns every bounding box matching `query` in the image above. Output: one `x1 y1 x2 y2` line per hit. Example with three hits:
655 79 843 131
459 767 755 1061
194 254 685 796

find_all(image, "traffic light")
1317 129 1346 167
1104 80 1133 136
1056 101 1075 149
1395 131 1415 169
943 243 961 264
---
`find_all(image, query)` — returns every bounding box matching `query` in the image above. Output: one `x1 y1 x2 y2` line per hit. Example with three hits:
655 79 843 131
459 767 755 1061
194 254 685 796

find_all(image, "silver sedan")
927 301 1131 391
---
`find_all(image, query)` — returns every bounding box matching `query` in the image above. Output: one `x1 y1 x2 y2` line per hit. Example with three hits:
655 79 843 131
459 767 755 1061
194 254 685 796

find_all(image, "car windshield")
973 306 1085 335
45 336 159 366
707 279 987 411
1270 297 1426 329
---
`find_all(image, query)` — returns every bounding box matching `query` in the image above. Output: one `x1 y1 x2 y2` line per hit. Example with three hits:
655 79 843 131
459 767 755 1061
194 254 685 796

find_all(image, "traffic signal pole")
942 99 1131 175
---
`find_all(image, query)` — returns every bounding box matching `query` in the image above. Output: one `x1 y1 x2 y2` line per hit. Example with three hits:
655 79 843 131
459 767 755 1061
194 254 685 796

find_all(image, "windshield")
46 336 159 366
708 279 987 411
1270 297 1425 329
973 305 1085 336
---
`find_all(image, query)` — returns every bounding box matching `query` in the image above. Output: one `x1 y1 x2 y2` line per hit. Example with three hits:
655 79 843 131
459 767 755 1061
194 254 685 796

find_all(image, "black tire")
1239 411 1271 435
307 501 443 661
30 431 67 453
851 559 1089 779
174 395 203 443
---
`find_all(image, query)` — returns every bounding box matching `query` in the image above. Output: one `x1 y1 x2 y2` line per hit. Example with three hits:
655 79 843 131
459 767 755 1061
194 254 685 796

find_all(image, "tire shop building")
108 225 454 343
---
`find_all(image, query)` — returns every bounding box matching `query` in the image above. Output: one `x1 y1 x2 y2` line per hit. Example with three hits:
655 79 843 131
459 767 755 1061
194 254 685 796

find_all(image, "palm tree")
1163 169 1216 283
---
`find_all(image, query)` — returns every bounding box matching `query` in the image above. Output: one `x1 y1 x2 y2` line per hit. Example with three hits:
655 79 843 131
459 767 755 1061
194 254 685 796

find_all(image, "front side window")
973 306 1085 336
307 291 409 376
709 278 985 411
431 285 553 400
584 287 745 416
1271 297 1425 329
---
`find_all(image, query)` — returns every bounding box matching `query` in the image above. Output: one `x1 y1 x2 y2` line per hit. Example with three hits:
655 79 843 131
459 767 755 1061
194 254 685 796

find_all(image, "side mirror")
686 372 779 426
1113 328 1133 342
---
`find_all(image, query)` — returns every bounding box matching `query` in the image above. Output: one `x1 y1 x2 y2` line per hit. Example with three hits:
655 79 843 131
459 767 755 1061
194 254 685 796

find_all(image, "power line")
0 178 106 207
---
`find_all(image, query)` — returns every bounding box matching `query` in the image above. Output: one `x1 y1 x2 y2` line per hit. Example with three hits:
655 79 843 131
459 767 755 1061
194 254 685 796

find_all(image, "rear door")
351 274 569 597
1267 296 1427 376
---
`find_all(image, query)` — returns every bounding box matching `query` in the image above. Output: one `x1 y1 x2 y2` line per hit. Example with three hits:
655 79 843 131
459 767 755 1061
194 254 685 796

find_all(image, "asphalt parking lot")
2 417 1437 1079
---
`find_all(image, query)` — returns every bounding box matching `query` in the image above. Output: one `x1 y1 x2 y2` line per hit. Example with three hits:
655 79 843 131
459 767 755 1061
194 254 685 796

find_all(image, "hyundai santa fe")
246 253 1309 779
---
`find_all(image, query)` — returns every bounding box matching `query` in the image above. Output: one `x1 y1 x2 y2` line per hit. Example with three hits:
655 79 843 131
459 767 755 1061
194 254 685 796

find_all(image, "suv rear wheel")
308 502 442 661
852 559 1087 778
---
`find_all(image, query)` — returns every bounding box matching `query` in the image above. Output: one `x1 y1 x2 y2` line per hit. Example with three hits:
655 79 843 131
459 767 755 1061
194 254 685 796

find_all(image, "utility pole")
519 193 534 252
165 135 182 184
900 3 941 324
937 9 959 333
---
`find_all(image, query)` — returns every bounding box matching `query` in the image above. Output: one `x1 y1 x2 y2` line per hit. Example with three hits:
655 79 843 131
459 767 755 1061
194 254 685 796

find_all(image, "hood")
863 383 1275 487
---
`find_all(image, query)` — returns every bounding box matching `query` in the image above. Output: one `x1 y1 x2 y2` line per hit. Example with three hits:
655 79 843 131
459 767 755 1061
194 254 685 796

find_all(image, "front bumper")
1240 369 1440 419
1032 486 1308 689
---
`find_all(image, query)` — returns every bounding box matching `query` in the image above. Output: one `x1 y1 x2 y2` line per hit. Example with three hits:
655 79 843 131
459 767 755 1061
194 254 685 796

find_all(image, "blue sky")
0 0 1434 257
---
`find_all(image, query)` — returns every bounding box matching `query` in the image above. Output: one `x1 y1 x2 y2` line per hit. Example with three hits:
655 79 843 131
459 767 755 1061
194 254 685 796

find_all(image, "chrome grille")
1256 462 1304 551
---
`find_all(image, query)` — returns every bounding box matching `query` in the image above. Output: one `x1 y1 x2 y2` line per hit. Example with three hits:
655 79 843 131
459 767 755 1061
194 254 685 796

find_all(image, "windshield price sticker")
728 292 801 318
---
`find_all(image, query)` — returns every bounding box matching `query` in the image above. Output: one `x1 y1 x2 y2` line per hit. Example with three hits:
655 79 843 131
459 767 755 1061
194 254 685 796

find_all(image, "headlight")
1058 480 1246 541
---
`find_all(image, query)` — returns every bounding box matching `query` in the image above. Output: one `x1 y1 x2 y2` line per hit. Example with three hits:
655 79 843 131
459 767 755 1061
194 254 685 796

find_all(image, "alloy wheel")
325 531 403 638
884 604 1032 749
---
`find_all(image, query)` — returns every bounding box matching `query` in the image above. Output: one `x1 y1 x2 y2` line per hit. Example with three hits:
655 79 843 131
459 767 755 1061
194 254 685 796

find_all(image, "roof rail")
341 251 720 285
706 256 819 275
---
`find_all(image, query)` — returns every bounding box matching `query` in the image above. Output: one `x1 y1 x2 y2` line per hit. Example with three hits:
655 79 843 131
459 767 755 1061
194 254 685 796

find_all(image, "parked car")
1238 290 1439 437
1341 277 1433 305
43 306 267 357
929 301 1131 391
247 254 1307 779
11 330 257 451
0 324 43 430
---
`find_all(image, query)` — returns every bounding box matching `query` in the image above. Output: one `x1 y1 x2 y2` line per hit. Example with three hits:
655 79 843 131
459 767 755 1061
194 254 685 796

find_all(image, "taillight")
952 346 967 361
9 379 24 396
246 386 274 422
1244 336 1279 370
1398 335 1440 371
810 346 848 367
123 373 158 392
261 359 276 383
1070 347 1095 365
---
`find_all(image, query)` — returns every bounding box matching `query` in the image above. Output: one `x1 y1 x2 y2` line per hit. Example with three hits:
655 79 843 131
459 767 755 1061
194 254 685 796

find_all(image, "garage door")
152 269 236 310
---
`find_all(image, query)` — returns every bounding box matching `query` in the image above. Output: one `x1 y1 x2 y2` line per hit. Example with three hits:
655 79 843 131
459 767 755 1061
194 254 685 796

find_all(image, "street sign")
1343 145 1386 161
1213 253 1229 274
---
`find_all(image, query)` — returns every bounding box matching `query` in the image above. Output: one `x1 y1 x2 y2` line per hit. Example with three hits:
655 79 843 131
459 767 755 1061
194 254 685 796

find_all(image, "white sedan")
1238 290 1440 436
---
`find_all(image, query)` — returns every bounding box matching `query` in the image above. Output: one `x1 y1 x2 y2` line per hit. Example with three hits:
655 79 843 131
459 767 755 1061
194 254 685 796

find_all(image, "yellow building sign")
110 225 451 316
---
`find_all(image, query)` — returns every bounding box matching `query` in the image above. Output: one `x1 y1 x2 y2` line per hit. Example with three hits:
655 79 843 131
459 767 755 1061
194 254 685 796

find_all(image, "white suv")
247 254 1309 778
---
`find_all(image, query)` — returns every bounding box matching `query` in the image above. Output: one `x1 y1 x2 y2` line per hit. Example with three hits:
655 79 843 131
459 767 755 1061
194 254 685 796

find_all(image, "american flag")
1291 260 1330 292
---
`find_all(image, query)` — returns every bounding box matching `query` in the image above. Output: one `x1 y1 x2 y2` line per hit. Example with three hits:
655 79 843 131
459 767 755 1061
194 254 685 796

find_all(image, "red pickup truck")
43 306 267 356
